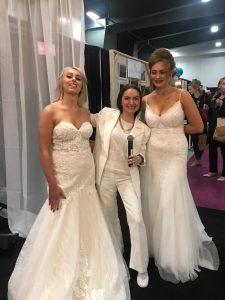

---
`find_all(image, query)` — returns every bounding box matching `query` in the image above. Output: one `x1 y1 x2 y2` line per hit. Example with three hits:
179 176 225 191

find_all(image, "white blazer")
91 107 151 198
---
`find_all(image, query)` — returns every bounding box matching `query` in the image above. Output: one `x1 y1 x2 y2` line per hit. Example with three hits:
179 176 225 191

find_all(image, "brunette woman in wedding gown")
141 48 220 284
8 67 130 300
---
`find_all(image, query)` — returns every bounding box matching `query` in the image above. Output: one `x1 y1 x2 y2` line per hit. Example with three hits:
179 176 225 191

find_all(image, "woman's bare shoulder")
44 100 61 110
179 89 193 103
143 93 154 105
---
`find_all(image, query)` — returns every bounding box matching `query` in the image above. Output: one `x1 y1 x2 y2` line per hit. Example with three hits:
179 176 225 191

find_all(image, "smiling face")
62 68 83 96
150 60 172 89
121 88 141 115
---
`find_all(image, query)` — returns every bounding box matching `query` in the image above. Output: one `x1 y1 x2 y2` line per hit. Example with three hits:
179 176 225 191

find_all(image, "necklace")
119 116 134 133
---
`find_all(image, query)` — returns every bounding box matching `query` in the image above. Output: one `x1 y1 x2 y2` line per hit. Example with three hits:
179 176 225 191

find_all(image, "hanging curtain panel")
0 0 85 237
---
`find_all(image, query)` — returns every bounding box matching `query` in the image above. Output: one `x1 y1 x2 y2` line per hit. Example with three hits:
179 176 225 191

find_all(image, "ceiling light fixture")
96 18 106 27
215 41 222 47
86 11 99 21
170 51 179 58
210 25 219 33
86 11 106 27
201 0 211 3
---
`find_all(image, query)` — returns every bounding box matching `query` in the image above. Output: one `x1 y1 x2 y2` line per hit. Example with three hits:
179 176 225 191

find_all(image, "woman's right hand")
48 184 66 212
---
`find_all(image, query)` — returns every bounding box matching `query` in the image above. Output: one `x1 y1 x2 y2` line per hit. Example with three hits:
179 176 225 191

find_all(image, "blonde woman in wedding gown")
8 67 130 300
141 48 220 284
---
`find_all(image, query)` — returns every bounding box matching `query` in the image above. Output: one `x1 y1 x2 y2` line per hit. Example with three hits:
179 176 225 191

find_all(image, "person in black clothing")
203 77 225 181
188 79 210 166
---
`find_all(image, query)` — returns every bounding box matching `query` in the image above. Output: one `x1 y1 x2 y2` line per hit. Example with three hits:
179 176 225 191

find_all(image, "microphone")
127 135 134 167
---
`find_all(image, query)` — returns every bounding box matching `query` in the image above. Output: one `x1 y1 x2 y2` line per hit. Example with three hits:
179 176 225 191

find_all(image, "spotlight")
210 25 219 33
86 11 106 27
215 41 222 47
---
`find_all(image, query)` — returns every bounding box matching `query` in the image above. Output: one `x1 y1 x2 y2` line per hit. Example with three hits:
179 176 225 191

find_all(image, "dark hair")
117 84 142 117
148 48 176 77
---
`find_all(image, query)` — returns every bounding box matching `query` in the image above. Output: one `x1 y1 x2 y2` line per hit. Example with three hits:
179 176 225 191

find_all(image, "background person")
188 79 210 166
203 77 225 181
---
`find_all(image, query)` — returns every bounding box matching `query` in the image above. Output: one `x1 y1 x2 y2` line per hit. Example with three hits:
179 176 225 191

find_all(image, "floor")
2 205 224 300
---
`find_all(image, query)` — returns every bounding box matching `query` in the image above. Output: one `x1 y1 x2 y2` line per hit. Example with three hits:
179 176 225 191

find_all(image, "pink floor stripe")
188 148 225 211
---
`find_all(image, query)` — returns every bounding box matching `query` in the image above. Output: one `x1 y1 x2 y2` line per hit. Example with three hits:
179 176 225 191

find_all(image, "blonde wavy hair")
55 66 88 106
188 79 203 95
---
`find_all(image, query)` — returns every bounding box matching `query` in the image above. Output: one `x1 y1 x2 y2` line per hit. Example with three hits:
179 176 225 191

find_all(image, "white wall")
175 55 225 87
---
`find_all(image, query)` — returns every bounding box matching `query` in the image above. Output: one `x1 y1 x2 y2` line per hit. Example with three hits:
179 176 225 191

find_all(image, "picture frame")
129 78 139 86
141 70 146 82
119 83 127 91
118 64 127 79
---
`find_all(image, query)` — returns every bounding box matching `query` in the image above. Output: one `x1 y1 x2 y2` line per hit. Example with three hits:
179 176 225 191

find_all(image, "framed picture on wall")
140 63 147 82
118 64 127 79
119 83 127 91
141 70 146 82
181 79 188 90
140 85 146 95
129 78 139 86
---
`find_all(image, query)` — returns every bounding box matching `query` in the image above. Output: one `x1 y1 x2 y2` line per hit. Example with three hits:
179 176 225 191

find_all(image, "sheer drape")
0 0 85 237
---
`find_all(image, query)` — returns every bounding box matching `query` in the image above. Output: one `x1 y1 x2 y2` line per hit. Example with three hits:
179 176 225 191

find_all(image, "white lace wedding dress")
8 121 130 300
141 100 220 283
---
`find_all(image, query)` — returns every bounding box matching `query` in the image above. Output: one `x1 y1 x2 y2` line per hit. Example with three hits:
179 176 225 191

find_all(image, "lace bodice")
145 100 187 156
145 101 184 131
52 121 93 152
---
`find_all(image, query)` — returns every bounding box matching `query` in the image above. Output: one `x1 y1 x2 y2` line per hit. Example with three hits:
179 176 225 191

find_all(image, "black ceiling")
84 0 225 60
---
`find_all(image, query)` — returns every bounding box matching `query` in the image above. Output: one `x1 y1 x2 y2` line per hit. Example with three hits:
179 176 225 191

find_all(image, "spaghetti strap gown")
141 98 220 283
8 121 130 300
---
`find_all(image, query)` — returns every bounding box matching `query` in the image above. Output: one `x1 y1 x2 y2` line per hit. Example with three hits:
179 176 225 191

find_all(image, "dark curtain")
100 48 110 108
85 45 102 113
85 44 110 113
85 45 111 141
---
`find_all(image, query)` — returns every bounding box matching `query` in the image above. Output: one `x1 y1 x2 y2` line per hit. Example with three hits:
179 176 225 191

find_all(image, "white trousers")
98 169 149 273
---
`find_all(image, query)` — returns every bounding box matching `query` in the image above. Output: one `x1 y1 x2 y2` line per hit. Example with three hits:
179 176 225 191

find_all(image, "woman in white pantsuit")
91 85 150 288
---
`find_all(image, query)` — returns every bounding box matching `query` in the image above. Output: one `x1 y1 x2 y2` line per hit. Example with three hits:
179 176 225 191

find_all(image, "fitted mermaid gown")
141 99 220 283
8 121 130 300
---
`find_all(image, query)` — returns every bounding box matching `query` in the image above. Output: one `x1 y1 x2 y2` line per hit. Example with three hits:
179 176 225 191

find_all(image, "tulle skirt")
8 149 130 299
141 137 220 283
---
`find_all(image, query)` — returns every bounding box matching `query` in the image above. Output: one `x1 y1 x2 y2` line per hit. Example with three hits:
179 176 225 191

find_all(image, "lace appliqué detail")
73 242 91 298
53 121 93 152
73 242 105 300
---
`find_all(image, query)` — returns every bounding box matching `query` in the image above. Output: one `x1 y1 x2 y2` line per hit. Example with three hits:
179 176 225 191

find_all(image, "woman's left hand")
216 99 223 107
128 155 143 166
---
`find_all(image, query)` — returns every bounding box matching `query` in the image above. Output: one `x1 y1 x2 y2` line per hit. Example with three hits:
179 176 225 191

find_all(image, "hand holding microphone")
127 135 144 167
127 135 134 167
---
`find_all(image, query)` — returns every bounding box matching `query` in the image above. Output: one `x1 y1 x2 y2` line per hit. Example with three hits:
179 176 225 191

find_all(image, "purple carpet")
188 149 225 211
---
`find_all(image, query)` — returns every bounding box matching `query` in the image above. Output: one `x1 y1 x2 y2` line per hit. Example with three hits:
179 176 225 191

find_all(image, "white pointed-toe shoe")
137 271 149 288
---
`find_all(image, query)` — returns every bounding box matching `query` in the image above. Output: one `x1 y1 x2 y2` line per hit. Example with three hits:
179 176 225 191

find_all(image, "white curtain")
0 0 85 237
